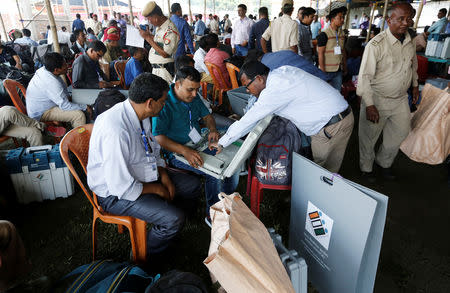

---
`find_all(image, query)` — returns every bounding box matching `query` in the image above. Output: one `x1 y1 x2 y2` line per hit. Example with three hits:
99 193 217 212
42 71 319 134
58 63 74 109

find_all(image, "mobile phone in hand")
139 24 147 31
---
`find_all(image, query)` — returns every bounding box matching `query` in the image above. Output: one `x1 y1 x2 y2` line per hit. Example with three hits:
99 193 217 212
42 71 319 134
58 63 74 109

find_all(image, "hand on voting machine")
173 115 273 180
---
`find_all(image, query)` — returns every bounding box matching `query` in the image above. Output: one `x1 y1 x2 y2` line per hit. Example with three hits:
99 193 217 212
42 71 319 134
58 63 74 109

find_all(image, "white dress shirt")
218 66 349 147
26 67 86 120
87 100 166 201
47 30 71 45
230 16 253 48
193 47 209 75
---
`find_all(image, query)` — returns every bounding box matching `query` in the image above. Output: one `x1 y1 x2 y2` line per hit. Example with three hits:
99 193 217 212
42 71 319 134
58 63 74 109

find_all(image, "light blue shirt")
218 66 349 147
311 21 321 39
194 19 206 36
26 67 86 120
428 17 448 34
15 36 38 47
87 99 166 201
124 57 143 87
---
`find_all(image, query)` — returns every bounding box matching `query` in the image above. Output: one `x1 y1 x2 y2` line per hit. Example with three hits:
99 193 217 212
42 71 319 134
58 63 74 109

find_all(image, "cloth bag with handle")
203 192 295 293
400 84 450 164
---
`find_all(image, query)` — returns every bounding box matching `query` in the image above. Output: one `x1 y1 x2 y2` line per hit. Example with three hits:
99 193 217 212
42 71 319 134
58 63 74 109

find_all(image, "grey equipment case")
268 228 307 293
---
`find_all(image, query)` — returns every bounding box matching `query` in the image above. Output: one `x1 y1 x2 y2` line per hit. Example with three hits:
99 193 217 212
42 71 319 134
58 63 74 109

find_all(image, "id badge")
143 158 158 182
334 46 341 55
188 127 202 143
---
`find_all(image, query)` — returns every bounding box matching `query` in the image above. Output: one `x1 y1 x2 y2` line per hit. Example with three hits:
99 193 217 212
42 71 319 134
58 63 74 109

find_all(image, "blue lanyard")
140 122 153 162
182 102 193 129
335 32 340 46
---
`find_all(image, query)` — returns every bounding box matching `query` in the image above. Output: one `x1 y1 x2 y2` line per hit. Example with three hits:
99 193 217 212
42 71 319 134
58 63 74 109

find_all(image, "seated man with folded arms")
125 46 145 87
26 52 91 128
87 73 201 261
210 61 354 173
152 66 239 222
72 40 115 89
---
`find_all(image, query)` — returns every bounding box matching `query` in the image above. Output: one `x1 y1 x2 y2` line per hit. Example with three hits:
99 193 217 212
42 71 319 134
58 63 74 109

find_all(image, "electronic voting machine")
174 115 273 180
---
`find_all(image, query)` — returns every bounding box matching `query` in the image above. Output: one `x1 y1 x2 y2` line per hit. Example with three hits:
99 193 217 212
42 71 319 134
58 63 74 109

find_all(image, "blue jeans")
97 169 201 256
235 45 248 56
326 70 343 91
169 157 240 215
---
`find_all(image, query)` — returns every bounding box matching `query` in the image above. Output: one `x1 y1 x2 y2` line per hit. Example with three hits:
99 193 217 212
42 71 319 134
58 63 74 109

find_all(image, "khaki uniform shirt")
357 28 418 109
103 43 124 63
262 14 298 52
92 21 103 36
209 19 219 34
148 18 180 65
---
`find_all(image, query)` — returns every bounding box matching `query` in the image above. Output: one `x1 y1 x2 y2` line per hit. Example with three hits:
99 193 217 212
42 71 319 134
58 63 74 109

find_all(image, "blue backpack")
63 260 159 293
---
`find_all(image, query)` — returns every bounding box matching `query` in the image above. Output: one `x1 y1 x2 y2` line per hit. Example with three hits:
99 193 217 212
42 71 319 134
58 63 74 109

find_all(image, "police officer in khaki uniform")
140 1 180 84
261 0 298 53
357 2 419 181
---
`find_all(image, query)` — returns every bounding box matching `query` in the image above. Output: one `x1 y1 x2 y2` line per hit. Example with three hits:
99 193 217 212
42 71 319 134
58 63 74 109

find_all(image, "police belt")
151 63 174 70
324 106 352 127
151 62 175 76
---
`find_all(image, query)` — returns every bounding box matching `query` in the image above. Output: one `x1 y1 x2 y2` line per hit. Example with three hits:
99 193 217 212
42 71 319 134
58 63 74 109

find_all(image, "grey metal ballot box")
289 153 388 293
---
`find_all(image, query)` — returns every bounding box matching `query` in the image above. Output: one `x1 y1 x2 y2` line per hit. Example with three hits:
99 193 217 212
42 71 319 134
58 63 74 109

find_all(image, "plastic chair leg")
250 176 262 218
92 216 98 261
246 165 252 196
218 90 224 105
131 219 147 264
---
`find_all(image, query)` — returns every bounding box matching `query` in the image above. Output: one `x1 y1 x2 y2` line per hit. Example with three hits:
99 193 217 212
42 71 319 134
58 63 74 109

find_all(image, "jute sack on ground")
400 84 450 164
203 192 295 293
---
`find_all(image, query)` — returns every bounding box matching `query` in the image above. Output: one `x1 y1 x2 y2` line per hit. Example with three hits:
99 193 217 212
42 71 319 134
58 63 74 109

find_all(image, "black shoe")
361 171 376 183
380 167 396 180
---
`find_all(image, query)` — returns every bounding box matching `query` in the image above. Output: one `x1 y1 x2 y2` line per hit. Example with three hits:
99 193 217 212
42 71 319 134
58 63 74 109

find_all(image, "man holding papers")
139 1 180 84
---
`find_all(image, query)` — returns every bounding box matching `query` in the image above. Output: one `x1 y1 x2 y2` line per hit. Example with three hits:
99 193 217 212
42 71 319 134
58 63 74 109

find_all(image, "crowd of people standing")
0 1 449 288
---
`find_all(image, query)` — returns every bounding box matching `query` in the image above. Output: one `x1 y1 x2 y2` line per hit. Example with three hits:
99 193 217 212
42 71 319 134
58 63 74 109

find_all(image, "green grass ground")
2 103 449 292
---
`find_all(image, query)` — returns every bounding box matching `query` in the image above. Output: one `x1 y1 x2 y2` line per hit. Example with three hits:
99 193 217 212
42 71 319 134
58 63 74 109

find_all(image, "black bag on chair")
255 116 313 185
93 89 126 119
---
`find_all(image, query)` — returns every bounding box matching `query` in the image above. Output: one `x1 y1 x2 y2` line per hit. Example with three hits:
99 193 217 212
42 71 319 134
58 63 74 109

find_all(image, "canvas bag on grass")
203 193 295 293
400 84 450 164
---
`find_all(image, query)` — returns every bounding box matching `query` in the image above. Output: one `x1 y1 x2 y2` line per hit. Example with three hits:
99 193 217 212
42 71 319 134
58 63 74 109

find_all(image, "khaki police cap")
143 1 156 17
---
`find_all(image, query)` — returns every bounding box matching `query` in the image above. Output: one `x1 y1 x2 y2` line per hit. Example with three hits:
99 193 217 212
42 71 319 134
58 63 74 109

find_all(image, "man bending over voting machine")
87 73 201 260
152 66 240 220
211 61 354 173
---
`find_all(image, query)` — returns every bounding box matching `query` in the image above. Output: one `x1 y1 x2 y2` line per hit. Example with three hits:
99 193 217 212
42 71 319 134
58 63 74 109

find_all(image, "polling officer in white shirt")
87 73 201 262
211 61 354 173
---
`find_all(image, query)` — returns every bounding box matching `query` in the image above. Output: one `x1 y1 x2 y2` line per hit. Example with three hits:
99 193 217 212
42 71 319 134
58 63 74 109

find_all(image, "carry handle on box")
268 228 307 293
25 145 52 154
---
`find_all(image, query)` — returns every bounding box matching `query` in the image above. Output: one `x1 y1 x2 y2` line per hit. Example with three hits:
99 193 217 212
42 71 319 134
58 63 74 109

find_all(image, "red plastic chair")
246 158 291 218
205 61 231 105
59 124 147 264
226 62 240 89
114 59 129 89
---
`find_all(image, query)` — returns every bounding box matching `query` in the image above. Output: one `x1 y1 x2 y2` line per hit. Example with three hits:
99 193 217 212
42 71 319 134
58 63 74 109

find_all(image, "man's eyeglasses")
245 76 257 90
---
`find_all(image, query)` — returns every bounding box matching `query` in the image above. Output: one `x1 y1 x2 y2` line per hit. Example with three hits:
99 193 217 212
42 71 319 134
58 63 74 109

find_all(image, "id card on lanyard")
183 102 202 143
140 124 158 182
334 32 342 55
